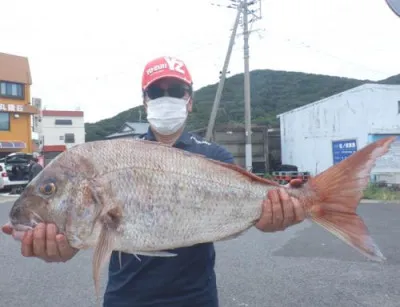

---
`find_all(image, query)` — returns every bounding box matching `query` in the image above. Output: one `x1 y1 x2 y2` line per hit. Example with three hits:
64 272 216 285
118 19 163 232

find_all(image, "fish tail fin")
304 136 396 262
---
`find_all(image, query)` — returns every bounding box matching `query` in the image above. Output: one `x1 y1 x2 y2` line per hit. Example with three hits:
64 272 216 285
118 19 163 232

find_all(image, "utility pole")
206 0 262 172
205 1 243 141
243 0 252 171
240 0 262 171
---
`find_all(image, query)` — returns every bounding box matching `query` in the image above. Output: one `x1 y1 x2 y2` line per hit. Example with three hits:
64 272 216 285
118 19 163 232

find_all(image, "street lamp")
386 0 400 17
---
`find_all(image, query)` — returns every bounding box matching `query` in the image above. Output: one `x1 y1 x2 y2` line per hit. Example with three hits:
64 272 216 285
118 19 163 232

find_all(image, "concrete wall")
192 125 280 173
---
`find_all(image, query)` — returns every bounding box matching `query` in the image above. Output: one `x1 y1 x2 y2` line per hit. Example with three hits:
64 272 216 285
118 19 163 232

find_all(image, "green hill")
84 70 399 142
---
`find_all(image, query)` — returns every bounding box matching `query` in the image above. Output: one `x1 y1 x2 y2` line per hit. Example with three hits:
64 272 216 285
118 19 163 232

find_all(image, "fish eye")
40 182 57 195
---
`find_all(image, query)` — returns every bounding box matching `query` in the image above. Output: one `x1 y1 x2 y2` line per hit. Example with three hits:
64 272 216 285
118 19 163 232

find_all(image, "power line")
249 32 394 78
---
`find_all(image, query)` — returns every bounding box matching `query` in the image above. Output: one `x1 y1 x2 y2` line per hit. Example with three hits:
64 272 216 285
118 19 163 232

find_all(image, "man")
28 155 43 182
2 56 305 307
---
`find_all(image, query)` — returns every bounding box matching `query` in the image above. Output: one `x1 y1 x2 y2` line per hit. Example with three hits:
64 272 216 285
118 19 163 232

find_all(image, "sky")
1 0 399 124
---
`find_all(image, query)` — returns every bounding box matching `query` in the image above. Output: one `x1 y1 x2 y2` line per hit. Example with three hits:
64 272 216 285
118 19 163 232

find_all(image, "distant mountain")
378 74 400 84
84 69 399 142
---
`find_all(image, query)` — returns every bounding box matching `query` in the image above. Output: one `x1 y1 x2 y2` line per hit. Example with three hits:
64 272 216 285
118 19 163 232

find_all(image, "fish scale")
63 139 268 250
106 157 266 251
7 136 396 304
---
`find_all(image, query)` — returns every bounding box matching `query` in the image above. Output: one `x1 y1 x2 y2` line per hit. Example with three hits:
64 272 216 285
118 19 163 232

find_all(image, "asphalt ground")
1 196 399 307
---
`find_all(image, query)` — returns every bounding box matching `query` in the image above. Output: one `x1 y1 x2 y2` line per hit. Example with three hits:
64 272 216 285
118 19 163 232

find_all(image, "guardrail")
271 171 310 185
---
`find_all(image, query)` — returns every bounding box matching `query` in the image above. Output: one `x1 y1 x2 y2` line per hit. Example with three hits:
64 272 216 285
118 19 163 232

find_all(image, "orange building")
0 52 39 157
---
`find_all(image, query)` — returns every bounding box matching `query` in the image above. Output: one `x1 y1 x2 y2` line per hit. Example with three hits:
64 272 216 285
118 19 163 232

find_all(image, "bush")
363 183 400 201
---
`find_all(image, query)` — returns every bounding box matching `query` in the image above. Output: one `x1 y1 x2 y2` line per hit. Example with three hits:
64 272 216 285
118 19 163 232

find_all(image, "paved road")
1 197 399 307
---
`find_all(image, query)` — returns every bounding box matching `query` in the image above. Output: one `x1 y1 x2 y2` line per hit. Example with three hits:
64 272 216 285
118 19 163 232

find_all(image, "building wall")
278 84 400 180
0 83 36 153
191 124 277 173
41 110 85 149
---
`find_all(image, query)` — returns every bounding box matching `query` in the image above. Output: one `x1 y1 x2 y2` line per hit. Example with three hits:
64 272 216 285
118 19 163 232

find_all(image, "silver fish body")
8 136 396 301
63 138 271 253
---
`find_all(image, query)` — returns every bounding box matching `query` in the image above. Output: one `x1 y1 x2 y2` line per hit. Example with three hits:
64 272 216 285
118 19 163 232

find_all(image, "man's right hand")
1 223 78 263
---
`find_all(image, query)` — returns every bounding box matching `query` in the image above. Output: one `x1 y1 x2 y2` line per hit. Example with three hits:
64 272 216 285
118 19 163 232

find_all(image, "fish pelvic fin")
118 251 123 269
92 206 123 303
305 136 396 262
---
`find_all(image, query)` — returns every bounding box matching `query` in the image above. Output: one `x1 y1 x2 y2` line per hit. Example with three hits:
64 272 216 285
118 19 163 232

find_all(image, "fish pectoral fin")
93 226 115 304
133 254 142 262
118 251 122 269
92 206 123 301
99 206 123 230
133 251 177 257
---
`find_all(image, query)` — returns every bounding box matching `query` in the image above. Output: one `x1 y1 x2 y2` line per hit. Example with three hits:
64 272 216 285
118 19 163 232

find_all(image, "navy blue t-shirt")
103 129 235 307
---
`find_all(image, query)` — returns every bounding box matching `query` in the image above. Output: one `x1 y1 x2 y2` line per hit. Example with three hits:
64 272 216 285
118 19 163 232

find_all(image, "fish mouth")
9 213 43 232
9 202 45 229
5 221 37 241
11 223 35 232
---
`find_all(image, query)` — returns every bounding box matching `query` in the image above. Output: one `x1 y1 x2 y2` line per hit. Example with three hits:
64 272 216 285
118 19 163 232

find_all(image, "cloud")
0 0 399 123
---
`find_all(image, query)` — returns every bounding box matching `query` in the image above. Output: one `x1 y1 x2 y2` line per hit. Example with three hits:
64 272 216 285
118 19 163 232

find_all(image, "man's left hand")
255 184 306 232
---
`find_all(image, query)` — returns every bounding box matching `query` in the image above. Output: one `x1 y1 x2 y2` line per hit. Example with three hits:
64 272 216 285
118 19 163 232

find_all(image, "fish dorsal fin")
207 159 280 186
136 139 173 147
108 138 174 149
133 138 280 186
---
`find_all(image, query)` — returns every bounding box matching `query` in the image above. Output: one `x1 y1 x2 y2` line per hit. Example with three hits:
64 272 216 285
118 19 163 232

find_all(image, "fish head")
8 151 102 248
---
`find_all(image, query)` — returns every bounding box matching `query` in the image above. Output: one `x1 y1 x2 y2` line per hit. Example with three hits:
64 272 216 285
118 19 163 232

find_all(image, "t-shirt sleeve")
212 144 235 164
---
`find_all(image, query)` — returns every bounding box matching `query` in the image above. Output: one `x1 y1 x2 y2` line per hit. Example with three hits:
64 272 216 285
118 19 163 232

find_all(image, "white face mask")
146 96 189 135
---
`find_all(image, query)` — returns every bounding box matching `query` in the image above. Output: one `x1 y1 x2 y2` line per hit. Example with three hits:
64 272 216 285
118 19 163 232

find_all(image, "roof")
42 110 84 117
124 122 149 133
276 83 400 118
0 52 32 85
106 122 149 139
190 123 268 133
43 145 66 152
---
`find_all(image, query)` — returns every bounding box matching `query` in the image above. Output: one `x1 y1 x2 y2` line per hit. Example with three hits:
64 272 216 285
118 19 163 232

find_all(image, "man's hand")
255 179 306 232
2 223 78 263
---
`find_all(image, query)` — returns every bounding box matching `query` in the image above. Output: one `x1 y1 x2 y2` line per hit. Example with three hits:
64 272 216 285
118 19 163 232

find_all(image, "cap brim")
143 73 191 89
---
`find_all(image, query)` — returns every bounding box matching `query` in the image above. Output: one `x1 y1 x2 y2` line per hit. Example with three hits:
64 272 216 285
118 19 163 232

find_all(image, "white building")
277 83 400 184
40 109 85 150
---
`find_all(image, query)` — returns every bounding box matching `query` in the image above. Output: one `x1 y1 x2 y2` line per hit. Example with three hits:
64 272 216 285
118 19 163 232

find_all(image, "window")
398 100 400 114
59 136 64 140
0 81 24 99
0 113 10 131
64 133 75 143
55 119 72 125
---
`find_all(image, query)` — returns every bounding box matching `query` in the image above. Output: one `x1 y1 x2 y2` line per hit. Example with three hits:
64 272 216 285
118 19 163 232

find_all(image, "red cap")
141 56 193 90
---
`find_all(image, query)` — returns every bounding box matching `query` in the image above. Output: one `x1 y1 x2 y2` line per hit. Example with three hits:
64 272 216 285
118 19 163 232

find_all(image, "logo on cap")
142 56 192 89
146 56 186 76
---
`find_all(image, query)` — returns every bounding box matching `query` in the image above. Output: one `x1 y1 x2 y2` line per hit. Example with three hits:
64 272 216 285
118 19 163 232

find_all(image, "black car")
0 152 34 181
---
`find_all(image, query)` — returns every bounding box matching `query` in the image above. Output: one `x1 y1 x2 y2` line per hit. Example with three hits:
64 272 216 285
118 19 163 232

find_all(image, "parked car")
0 152 33 192
0 168 4 190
